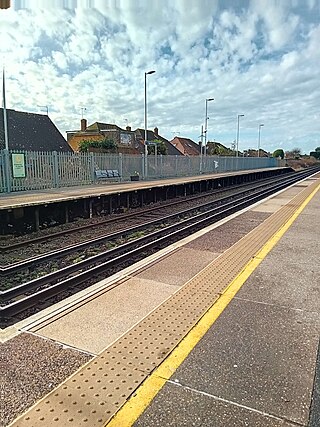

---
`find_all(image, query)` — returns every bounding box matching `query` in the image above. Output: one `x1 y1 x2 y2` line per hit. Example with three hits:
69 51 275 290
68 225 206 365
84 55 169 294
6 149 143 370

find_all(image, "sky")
0 0 319 154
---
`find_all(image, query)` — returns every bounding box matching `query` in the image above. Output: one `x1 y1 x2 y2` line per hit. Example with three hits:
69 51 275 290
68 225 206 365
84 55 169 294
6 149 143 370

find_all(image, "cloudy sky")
1 0 319 154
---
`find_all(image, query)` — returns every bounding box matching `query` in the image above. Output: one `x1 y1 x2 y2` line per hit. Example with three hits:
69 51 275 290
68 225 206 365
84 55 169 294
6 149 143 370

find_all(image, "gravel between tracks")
1 333 92 427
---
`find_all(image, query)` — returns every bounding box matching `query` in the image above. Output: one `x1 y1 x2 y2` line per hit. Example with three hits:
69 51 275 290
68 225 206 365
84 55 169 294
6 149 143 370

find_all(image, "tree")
310 146 320 159
147 139 168 155
272 149 284 159
78 138 117 153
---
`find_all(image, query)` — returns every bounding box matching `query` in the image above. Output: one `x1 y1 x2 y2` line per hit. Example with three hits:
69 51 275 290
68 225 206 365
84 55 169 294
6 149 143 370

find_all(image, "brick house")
170 136 200 156
67 119 139 154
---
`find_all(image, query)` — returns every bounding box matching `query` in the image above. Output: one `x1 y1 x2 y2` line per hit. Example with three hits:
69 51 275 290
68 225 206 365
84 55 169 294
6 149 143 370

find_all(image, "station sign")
12 153 26 178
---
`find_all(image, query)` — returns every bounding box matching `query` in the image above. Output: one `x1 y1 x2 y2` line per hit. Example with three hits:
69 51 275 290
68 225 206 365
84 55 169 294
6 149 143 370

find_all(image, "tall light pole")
144 70 155 177
236 114 244 157
2 67 9 150
204 98 214 156
258 123 264 157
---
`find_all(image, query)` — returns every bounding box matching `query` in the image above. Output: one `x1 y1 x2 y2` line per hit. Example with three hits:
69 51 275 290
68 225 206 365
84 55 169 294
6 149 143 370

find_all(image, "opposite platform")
0 168 288 209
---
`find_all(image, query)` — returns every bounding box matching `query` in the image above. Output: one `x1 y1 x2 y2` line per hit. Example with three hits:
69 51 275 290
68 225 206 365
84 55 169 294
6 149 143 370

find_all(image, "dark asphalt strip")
308 339 320 426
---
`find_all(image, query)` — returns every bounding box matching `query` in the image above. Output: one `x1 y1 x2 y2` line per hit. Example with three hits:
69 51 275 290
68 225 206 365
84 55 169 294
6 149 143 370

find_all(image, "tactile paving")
11 179 319 426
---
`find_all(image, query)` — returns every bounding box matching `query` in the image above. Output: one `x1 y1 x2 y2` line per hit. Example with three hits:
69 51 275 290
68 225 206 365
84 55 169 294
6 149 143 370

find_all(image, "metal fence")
0 149 281 193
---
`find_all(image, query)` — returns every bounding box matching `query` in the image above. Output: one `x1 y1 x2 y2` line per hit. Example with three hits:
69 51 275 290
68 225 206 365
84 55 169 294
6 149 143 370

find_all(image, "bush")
79 138 117 153
272 149 284 159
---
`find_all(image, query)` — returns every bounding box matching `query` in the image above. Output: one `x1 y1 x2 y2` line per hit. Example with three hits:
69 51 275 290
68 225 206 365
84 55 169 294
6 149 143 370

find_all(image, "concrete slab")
136 247 218 286
34 277 179 354
185 211 270 253
251 186 304 213
237 191 320 313
134 382 294 427
170 298 320 425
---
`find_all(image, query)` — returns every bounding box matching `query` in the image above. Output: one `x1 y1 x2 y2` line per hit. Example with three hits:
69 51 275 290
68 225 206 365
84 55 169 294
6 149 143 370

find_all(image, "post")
258 124 264 158
119 153 123 181
144 70 155 179
236 114 244 158
144 72 147 177
200 125 204 174
2 67 9 151
52 151 59 188
204 98 214 157
3 149 11 193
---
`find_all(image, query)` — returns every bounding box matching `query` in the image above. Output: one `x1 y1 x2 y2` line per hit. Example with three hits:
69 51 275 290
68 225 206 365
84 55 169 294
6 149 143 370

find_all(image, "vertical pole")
236 115 240 158
144 72 148 178
200 125 203 175
3 148 11 193
89 152 95 183
204 100 208 157
2 67 9 151
53 151 59 188
119 153 123 181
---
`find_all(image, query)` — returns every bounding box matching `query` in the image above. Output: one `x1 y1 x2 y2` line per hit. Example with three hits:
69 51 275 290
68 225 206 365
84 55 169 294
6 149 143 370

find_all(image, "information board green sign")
12 153 26 178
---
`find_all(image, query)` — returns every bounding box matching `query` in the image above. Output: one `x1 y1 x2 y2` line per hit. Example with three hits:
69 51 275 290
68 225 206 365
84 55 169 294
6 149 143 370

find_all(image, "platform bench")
95 169 121 182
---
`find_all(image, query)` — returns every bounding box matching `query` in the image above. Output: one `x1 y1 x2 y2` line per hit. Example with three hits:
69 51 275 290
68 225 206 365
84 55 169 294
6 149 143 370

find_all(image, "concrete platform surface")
133 183 320 425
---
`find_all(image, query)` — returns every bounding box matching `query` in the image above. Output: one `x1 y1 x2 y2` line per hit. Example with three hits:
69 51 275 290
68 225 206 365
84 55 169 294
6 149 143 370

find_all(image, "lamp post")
236 114 244 157
258 123 264 158
144 70 155 177
204 98 214 156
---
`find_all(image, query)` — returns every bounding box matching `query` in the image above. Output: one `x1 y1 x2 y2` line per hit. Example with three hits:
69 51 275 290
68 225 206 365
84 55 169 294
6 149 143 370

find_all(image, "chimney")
154 127 158 136
126 125 131 131
0 0 11 9
81 118 87 132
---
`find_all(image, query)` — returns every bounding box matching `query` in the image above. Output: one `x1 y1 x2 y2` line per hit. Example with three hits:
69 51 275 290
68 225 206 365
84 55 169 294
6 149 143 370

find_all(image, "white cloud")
0 0 319 154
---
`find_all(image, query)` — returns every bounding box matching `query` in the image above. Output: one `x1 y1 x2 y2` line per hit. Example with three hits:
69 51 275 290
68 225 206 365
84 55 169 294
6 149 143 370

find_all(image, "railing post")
142 154 145 180
3 149 11 193
89 152 95 183
119 153 123 181
52 151 59 188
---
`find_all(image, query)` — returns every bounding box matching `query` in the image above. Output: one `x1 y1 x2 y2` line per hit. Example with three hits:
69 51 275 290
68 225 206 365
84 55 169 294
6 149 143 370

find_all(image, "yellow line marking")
106 183 320 427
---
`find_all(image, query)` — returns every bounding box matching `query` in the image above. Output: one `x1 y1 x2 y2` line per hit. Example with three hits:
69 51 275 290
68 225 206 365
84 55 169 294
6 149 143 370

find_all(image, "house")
0 108 72 152
67 119 139 154
135 127 182 155
170 136 200 156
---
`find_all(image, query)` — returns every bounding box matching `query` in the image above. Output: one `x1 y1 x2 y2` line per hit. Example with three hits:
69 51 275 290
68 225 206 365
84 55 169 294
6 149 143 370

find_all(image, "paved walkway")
130 186 320 426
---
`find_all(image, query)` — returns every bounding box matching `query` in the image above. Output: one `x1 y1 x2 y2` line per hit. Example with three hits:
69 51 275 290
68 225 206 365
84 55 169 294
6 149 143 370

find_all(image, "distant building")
170 136 200 156
134 127 182 155
0 108 72 152
67 119 139 154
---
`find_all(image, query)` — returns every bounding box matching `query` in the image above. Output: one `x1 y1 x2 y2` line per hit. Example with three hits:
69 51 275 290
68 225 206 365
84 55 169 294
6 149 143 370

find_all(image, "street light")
236 114 244 157
204 98 214 156
258 124 264 158
144 70 156 177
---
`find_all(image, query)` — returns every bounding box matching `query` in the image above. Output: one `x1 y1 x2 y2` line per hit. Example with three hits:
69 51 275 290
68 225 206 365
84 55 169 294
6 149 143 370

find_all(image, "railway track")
0 170 294 257
0 170 303 282
1 167 319 327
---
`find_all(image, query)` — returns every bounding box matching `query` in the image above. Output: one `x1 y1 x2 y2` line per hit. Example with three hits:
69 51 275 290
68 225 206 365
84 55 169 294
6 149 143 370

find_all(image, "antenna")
80 107 87 119
38 105 48 115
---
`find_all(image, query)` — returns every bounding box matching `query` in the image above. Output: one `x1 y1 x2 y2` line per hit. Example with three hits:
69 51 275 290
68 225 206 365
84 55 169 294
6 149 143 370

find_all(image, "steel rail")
0 168 311 275
1 168 318 322
0 170 295 252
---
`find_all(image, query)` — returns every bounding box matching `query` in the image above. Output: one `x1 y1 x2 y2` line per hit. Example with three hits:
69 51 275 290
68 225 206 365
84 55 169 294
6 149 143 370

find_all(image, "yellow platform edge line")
106 182 320 427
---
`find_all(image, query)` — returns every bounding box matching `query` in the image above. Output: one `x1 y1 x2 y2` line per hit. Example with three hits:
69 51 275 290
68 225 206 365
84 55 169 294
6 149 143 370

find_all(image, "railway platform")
0 167 291 235
2 171 320 426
